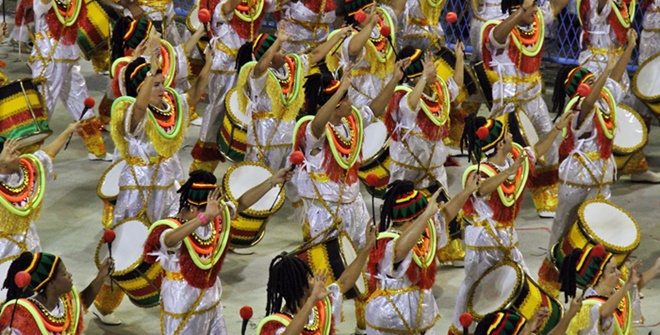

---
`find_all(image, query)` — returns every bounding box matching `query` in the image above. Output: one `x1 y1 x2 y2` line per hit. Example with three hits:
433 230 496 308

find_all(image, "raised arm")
187 48 214 107
638 257 660 291
348 6 378 57
369 58 410 117
236 167 293 212
610 29 637 83
550 0 570 17
492 0 534 45
599 261 640 318
310 27 352 64
41 123 79 159
407 54 436 111
184 24 208 55
253 32 288 78
336 224 377 293
310 69 352 138
281 272 329 335
163 189 223 248
477 155 525 196
221 0 243 16
533 110 574 158
579 59 613 125
547 296 582 335
453 41 465 89
80 258 114 309
441 173 478 222
393 190 440 263
131 53 159 132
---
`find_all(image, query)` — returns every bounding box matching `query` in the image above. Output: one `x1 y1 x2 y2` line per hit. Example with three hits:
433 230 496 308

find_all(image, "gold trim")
96 159 126 201
221 161 285 218
467 260 524 319
94 217 151 275
577 198 640 254
612 104 648 155
632 51 660 103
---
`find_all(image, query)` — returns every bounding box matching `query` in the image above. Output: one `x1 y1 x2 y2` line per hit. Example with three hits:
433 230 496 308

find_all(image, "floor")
1 36 659 335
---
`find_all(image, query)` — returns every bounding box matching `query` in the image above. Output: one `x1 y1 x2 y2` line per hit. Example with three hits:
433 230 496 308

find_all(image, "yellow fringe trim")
566 304 592 335
0 155 45 235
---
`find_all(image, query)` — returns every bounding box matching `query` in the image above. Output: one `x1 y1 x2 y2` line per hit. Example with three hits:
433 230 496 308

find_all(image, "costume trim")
53 0 82 27
0 155 46 235
0 287 82 334
256 296 333 335
377 219 437 269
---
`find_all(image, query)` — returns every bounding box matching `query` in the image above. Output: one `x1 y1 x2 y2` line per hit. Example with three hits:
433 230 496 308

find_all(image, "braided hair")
111 17 134 63
551 66 575 117
460 114 494 163
177 170 217 212
3 252 37 301
396 46 417 85
265 253 313 316
379 180 415 232
303 71 346 116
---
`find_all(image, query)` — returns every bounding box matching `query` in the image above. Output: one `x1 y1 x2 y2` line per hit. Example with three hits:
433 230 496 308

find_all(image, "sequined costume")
469 0 506 61
257 283 342 335
448 144 536 335
0 151 53 265
639 0 660 64
190 0 275 173
11 0 33 45
481 5 560 217
365 215 447 334
281 0 337 54
144 217 229 335
396 0 445 54
0 287 84 335
29 0 109 158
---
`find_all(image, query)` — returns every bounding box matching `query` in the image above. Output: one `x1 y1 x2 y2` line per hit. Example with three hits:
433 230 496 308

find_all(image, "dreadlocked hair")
236 41 255 71
266 253 313 316
460 114 489 163
559 248 583 303
3 252 36 301
396 46 417 84
177 170 217 212
500 0 524 14
551 66 575 116
111 17 134 63
379 180 416 232
303 72 337 116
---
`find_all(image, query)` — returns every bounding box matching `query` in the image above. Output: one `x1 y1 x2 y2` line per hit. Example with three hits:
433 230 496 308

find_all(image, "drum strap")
400 139 440 188
128 162 161 222
306 171 350 243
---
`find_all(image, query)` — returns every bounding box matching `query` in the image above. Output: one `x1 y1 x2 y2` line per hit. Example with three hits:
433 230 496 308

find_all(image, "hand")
127 2 146 19
393 57 411 82
555 110 575 130
506 154 526 175
522 0 535 12
98 257 115 280
0 22 7 38
527 307 549 332
310 270 329 302
337 27 352 39
0 138 21 172
605 47 618 71
421 189 442 218
566 296 583 318
364 220 377 250
366 5 379 27
455 41 465 61
627 259 642 286
202 187 222 224
147 36 161 59
422 53 436 85
204 47 214 64
340 63 353 90
271 167 293 184
132 39 148 59
464 171 479 193
626 29 638 49
276 30 289 43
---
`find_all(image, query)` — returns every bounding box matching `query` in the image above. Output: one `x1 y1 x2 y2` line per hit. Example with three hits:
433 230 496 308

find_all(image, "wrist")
197 212 210 225
554 124 563 131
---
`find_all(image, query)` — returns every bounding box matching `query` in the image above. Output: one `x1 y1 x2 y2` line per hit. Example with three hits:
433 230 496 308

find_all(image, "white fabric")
271 283 343 335
281 1 336 54
470 0 508 61
396 0 445 54
639 1 660 64
569 283 641 335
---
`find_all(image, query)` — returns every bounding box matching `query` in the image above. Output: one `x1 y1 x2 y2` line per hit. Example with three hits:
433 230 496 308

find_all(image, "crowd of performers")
1 0 660 332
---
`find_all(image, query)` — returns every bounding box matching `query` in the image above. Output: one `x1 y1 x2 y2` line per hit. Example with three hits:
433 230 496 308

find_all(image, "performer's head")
266 253 314 315
3 252 72 301
177 170 218 219
380 180 430 232
111 17 160 62
303 71 351 117
474 310 528 335
461 114 511 163
124 57 164 103
559 244 615 301
501 0 537 25
235 33 286 71
551 66 595 115
344 0 376 27
396 46 427 85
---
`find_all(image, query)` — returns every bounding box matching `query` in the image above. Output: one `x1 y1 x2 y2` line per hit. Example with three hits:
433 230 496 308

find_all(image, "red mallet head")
290 151 305 165
103 229 116 244
476 126 490 140
380 25 391 38
459 312 473 334
446 12 458 24
84 97 95 109
14 271 31 289
240 306 253 320
198 9 211 23
0 60 6 69
354 9 367 23
591 244 606 257
365 173 379 186
577 83 591 97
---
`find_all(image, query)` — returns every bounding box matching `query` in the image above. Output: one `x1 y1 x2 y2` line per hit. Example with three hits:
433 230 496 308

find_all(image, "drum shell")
77 0 119 60
218 89 248 162
0 78 52 148
358 151 391 199
472 61 498 108
632 52 660 115
97 159 126 204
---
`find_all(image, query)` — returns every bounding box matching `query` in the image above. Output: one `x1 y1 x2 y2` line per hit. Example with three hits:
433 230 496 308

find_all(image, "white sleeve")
380 239 413 279
33 150 55 182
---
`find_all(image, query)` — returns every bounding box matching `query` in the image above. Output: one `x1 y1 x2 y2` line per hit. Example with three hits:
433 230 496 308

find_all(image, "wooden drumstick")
65 97 95 150
103 229 116 290
268 151 304 212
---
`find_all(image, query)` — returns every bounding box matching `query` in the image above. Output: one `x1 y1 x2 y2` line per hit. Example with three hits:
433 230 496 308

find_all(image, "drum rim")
228 215 270 249
632 51 660 102
513 111 538 148
359 119 391 167
338 232 369 299
577 198 640 253
186 4 200 33
471 61 495 109
94 217 151 275
96 159 126 201
222 161 285 217
224 88 249 127
612 104 648 154
467 260 525 319
13 131 53 149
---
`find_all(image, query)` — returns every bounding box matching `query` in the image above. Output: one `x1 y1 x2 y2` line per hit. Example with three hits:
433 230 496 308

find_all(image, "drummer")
447 112 573 335
472 302 583 335
537 37 634 298
480 0 569 218
106 0 182 45
385 46 466 267
0 126 80 269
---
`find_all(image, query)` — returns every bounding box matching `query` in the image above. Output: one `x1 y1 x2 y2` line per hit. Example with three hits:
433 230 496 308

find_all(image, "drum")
632 52 660 115
0 78 52 148
222 161 285 248
472 61 497 108
468 261 563 335
612 104 647 170
552 198 640 268
296 234 368 300
186 3 210 55
77 0 119 60
218 88 249 162
434 46 479 103
97 159 126 205
95 218 163 308
358 119 391 198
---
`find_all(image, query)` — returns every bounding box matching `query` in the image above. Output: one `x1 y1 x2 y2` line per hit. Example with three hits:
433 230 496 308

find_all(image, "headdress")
24 252 61 292
559 245 613 302
124 57 154 97
461 114 508 163
303 72 345 115
391 190 428 223
564 67 594 98
111 17 154 62
236 33 278 71
475 311 527 335
397 46 425 79
344 0 375 19
501 0 526 14
177 170 218 210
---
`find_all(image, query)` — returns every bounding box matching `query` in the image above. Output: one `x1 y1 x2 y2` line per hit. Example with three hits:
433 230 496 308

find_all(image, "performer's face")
50 262 74 296
597 258 621 289
148 74 166 105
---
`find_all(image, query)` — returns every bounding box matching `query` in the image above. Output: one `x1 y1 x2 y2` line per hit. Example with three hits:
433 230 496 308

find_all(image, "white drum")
186 4 200 33
358 119 391 198
509 110 539 147
97 159 126 203
632 52 660 115
578 199 640 255
338 233 368 298
361 120 389 163
613 104 647 155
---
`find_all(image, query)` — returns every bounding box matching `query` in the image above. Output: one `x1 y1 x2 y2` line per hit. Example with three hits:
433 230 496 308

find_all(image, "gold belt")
501 72 541 84
126 156 165 166
288 18 330 31
588 46 624 56
165 271 184 281
252 111 277 119
215 40 238 57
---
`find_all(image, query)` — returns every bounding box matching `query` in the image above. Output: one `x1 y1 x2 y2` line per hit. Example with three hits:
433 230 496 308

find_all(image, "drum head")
187 4 200 32
339 234 367 297
361 119 389 163
14 131 53 149
613 104 647 154
223 162 284 216
579 200 640 252
633 52 660 101
97 159 126 200
96 218 150 274
510 111 539 148
468 262 522 318
225 88 250 126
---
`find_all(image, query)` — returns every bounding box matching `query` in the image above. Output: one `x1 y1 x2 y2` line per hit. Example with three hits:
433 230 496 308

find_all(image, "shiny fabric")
388 78 459 190
149 227 227 335
469 0 508 61
270 284 343 335
396 0 445 54
567 284 641 335
639 0 660 64
0 151 53 262
123 1 181 45
281 1 336 54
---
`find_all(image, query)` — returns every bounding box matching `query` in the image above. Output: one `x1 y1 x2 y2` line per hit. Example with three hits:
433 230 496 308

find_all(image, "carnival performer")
0 252 113 335
327 1 398 108
385 46 467 266
257 223 376 335
577 0 660 182
393 0 446 54
639 0 660 64
558 245 660 335
10 0 32 53
190 0 280 173
29 0 113 161
0 126 80 263
142 167 292 335
279 0 340 54
446 112 573 335
106 0 181 44
469 0 507 61
365 179 477 335
92 52 212 325
537 40 633 297
473 302 583 335
481 0 569 218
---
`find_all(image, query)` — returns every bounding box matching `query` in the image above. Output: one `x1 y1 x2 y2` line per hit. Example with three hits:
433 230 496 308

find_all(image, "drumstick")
268 151 305 211
65 97 95 150
103 230 116 290
8 271 31 331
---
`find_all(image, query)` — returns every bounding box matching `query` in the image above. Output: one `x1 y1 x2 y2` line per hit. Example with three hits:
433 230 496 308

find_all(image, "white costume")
281 0 337 54
469 0 507 61
396 0 445 54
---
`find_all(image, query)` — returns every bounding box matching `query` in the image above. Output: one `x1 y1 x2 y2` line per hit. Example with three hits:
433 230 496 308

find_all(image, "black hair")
551 66 575 117
379 180 416 232
111 17 135 63
303 72 345 116
3 252 36 301
396 46 417 84
460 114 499 163
265 253 313 316
558 248 583 303
235 41 254 71
123 57 163 98
177 170 217 212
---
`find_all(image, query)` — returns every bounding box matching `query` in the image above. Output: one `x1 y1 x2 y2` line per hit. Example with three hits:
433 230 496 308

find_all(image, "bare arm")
236 167 292 212
533 111 575 158
600 261 640 318
41 123 78 159
477 157 524 196
310 28 351 64
184 25 207 55
310 70 352 138
369 59 409 117
282 272 329 335
453 41 465 88
548 297 582 335
348 7 378 57
221 0 243 15
579 66 612 125
81 258 114 309
610 29 637 83
187 48 214 107
407 54 435 111
393 191 440 263
441 173 478 222
336 225 376 293
637 257 660 291
550 0 571 16
130 53 159 132
492 5 527 45
253 33 287 78
164 189 223 247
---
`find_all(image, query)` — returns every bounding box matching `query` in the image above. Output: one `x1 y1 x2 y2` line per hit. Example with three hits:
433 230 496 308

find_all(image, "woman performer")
473 301 583 335
280 0 340 54
394 0 445 54
469 0 506 61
